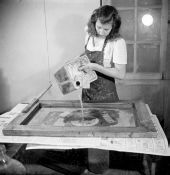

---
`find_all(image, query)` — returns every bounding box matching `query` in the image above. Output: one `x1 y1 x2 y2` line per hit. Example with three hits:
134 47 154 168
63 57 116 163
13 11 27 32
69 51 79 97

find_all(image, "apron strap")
101 38 107 52
85 35 107 52
85 35 91 50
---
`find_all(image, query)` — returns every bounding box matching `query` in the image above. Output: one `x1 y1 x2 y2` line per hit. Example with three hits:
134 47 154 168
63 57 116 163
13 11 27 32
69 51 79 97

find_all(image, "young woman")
79 5 127 103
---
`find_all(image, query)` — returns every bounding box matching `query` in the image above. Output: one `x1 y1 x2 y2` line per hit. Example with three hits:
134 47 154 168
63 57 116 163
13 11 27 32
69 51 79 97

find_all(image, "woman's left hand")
78 63 97 73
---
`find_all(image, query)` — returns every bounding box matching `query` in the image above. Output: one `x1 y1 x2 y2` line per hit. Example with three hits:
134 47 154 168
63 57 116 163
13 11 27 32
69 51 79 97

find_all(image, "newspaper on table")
25 114 169 156
0 103 169 156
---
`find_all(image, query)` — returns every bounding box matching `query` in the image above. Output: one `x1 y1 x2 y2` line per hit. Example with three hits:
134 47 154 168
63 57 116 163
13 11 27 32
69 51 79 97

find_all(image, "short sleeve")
85 33 89 45
112 38 127 64
84 26 89 45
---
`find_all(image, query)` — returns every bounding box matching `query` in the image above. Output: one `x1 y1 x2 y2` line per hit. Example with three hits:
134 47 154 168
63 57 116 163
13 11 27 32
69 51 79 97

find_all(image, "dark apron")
82 36 119 103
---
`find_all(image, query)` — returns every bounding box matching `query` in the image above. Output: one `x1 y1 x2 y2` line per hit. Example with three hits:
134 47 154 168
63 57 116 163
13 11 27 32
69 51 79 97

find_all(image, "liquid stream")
79 95 84 122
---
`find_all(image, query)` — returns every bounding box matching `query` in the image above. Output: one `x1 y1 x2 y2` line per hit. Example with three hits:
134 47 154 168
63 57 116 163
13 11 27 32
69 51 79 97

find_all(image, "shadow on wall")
0 69 10 114
54 14 85 69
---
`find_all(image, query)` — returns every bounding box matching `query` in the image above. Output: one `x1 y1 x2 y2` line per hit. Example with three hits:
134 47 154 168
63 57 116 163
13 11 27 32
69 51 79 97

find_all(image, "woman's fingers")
78 65 90 72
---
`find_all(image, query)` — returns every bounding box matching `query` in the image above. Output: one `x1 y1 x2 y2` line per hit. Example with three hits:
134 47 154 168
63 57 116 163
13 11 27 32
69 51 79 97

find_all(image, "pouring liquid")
79 95 84 122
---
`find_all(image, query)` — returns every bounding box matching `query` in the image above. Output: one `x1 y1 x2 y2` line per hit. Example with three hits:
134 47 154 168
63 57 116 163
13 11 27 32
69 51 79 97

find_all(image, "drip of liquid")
79 95 84 121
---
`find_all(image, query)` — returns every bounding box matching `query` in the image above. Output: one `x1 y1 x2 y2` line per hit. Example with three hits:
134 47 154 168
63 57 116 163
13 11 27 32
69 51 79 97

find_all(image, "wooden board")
2 100 157 138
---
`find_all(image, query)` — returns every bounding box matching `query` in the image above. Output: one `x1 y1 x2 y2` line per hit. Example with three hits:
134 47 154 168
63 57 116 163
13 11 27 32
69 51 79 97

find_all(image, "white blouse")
85 34 127 68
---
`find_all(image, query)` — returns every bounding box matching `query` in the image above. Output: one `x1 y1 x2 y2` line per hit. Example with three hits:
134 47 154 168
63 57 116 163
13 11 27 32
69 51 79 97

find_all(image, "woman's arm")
80 37 127 79
79 62 126 80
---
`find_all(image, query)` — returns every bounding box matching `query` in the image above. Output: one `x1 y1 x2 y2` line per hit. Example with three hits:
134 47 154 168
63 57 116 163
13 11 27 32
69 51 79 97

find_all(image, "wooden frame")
3 100 157 138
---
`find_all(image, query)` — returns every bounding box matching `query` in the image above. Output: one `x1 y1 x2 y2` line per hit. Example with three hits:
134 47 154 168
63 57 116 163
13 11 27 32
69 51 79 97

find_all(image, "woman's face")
95 19 112 37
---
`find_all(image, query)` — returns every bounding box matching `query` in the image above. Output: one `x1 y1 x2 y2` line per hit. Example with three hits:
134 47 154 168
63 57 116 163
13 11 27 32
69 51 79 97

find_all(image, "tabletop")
0 102 169 156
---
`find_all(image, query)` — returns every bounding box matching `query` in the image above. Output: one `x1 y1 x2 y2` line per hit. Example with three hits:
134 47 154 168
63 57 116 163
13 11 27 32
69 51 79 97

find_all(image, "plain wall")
0 0 99 113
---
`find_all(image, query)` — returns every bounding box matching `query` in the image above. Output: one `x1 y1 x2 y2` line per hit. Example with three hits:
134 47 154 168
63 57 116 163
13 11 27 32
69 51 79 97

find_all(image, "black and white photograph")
0 0 170 175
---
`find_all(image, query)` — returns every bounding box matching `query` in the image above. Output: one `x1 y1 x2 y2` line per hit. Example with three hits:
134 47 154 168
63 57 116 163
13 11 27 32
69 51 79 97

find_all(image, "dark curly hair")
87 5 121 40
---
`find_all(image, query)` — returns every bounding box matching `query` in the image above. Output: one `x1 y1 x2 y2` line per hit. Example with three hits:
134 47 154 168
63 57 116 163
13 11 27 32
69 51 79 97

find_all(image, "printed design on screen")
41 108 136 127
